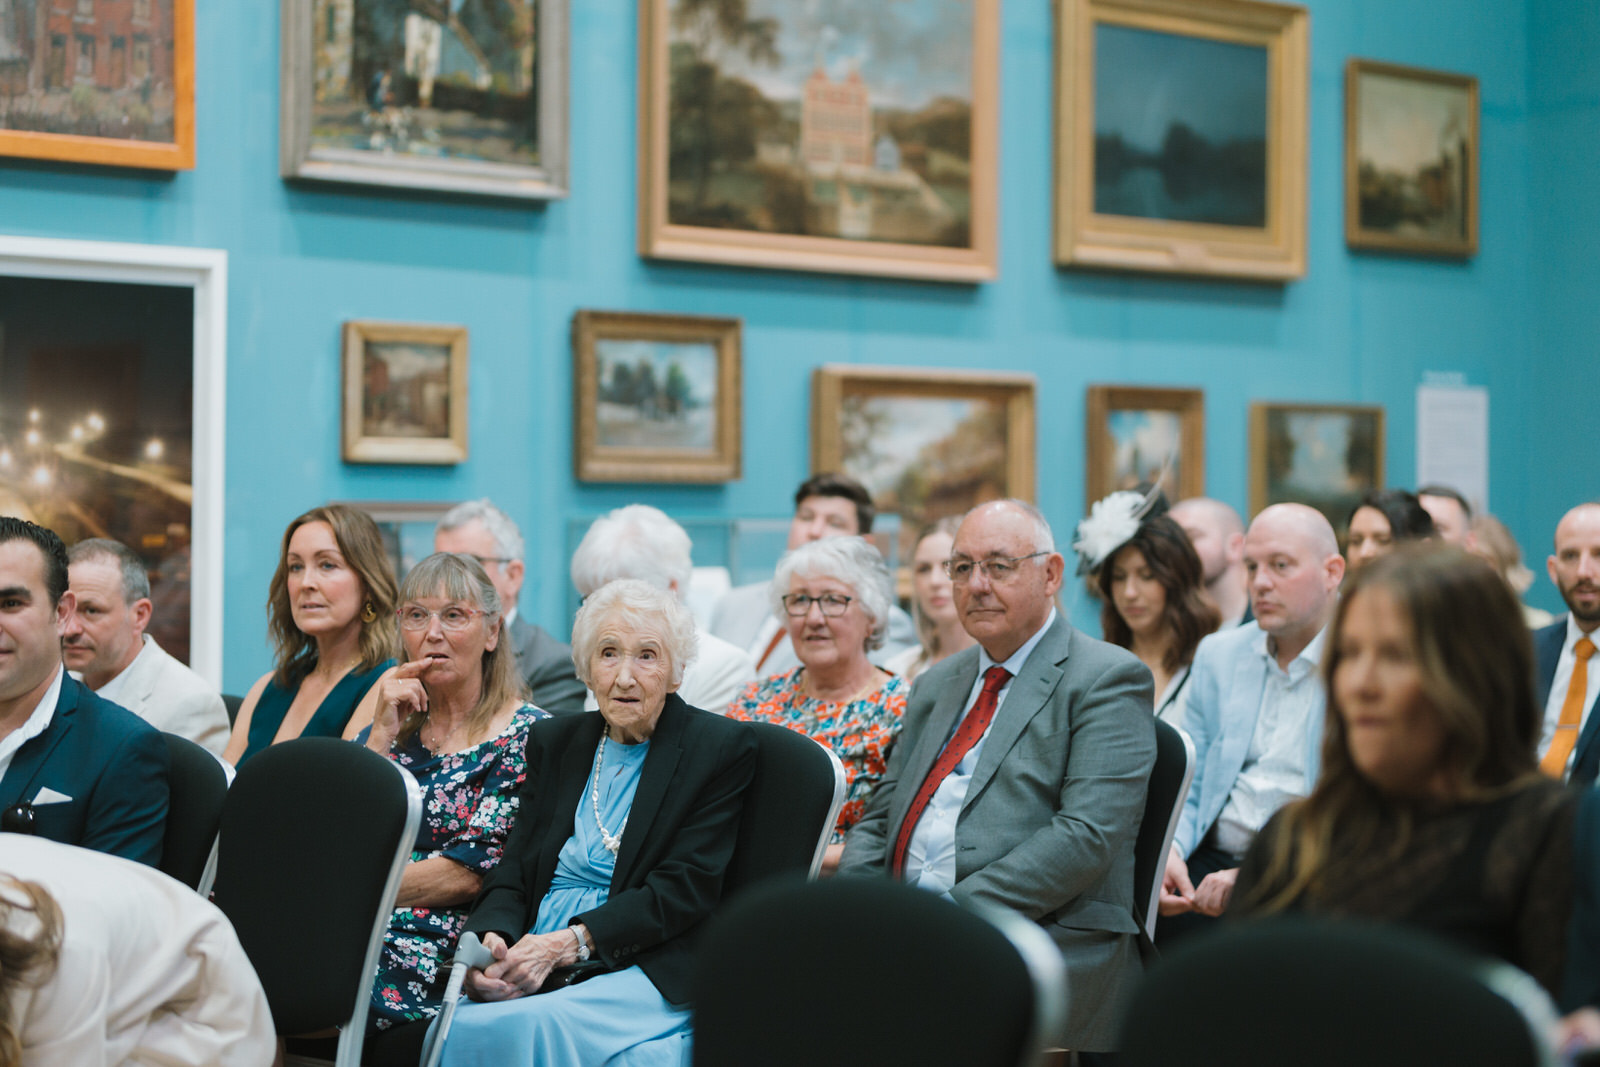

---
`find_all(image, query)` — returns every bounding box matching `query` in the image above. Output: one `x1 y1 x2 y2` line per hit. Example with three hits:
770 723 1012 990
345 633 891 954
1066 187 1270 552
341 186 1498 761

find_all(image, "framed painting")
811 365 1035 562
0 0 194 169
1085 385 1203 508
341 320 468 464
340 500 452 582
1249 402 1385 532
1345 59 1478 257
280 0 568 199
637 0 999 283
1054 0 1308 281
572 310 742 483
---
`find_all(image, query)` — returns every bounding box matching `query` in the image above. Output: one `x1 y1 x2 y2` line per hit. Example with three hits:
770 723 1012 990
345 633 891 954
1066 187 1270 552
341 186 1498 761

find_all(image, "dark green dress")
237 658 395 765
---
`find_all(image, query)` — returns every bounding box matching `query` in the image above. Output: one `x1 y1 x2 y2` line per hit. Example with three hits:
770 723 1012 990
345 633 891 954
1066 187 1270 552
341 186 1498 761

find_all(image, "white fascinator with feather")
1072 485 1163 575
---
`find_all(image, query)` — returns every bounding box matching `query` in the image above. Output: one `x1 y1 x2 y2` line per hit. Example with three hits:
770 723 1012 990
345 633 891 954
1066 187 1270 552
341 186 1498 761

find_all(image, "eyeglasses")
398 605 491 632
781 593 854 617
943 553 1050 584
464 555 512 570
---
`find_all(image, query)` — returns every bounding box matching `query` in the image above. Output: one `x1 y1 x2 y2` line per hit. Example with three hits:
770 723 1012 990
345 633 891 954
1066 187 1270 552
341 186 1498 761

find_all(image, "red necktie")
890 665 1011 877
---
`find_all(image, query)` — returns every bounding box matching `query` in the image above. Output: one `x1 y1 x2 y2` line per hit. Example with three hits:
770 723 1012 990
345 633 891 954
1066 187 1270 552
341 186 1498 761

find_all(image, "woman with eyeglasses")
351 552 548 1061
726 536 907 874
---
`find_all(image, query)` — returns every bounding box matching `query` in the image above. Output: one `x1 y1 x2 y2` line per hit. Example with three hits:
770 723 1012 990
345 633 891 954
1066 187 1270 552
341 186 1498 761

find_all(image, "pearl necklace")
590 727 629 855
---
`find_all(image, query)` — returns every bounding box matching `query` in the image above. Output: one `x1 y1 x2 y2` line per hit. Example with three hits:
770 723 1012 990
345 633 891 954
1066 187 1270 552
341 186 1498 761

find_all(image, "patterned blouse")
357 703 548 1031
727 668 907 842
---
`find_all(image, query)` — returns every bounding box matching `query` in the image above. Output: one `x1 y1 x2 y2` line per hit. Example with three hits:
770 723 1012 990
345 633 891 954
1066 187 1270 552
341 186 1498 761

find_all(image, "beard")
1559 578 1600 625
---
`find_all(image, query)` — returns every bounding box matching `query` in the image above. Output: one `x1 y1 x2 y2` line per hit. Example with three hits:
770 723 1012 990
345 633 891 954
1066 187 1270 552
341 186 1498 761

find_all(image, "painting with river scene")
1092 23 1267 227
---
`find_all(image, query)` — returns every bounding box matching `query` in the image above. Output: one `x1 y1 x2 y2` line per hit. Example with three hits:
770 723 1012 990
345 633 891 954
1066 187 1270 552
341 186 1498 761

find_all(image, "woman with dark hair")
1077 493 1220 727
1232 546 1575 999
1344 488 1436 574
223 504 399 765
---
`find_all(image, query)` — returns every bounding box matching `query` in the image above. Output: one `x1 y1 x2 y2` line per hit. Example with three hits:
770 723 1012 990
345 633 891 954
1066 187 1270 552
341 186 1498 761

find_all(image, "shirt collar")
977 607 1058 677
0 665 64 767
1256 622 1329 678
1565 614 1599 653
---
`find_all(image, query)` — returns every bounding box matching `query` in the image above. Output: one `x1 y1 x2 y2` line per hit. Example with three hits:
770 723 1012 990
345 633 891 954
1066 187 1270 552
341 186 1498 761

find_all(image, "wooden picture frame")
280 0 568 200
0 0 194 170
1345 59 1478 257
341 320 469 464
1054 0 1308 281
1085 385 1204 509
1249 402 1385 531
812 365 1036 561
572 310 742 483
637 0 999 283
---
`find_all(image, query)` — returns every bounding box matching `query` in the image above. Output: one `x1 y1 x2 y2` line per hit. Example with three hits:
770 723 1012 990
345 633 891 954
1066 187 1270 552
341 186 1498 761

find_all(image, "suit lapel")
1534 620 1567 709
891 655 978 834
612 697 685 887
0 678 75 810
1218 643 1269 782
964 619 1071 806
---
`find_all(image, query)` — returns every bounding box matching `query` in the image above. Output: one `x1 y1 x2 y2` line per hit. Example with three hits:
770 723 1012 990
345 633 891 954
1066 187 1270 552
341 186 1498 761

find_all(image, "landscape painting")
594 338 718 452
342 320 468 464
0 0 193 168
1346 59 1477 256
1084 385 1203 509
1093 24 1266 227
1105 410 1181 495
363 339 452 440
1250 403 1385 532
640 0 998 281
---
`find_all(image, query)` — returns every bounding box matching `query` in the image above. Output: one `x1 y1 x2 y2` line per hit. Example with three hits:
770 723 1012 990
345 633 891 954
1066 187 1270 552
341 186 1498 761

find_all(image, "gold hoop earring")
361 602 377 624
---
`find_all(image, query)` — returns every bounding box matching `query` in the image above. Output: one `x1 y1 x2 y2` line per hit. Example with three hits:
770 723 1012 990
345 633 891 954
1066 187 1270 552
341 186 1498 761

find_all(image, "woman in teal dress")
223 504 397 766
438 579 758 1067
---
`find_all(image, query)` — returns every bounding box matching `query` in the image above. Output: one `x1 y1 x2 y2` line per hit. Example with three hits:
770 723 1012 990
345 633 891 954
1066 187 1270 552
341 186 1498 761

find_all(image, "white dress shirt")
905 609 1058 897
1539 615 1600 773
0 665 63 783
1212 626 1327 858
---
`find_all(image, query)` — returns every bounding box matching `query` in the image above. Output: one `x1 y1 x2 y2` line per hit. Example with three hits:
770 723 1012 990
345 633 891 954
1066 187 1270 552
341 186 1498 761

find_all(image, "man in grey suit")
61 539 230 755
435 499 585 714
839 499 1155 1053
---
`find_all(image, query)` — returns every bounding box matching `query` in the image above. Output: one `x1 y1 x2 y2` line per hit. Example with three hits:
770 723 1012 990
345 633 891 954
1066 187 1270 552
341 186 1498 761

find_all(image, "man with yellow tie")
1534 502 1600 784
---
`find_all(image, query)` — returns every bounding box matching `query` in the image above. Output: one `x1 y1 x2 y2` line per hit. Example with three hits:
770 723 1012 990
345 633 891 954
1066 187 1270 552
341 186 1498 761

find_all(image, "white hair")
436 498 525 561
570 579 699 687
769 536 894 652
570 505 693 598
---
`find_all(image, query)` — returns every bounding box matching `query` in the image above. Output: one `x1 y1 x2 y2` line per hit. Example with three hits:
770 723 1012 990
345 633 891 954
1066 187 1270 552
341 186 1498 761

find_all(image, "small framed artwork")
637 0 999 283
1054 0 1308 281
811 365 1036 562
0 0 194 169
341 321 469 464
280 0 568 199
1085 386 1204 509
340 500 454 582
572 310 742 483
1249 402 1385 531
1345 59 1478 257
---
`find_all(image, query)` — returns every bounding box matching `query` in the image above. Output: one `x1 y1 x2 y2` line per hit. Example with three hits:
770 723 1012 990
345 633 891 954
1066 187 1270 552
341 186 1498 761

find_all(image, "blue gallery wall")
0 0 1584 690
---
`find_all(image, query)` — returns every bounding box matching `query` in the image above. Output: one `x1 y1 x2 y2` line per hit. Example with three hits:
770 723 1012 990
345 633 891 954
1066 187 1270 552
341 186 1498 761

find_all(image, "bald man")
1534 503 1600 786
1157 504 1344 937
1170 497 1251 628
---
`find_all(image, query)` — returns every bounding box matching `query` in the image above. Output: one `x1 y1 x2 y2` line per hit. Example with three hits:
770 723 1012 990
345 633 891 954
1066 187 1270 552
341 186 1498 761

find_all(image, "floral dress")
727 668 907 842
356 703 548 1031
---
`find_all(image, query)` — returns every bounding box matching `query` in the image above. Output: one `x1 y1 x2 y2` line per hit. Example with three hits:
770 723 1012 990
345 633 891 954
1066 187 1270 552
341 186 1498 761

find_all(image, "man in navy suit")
1534 502 1600 786
0 517 168 865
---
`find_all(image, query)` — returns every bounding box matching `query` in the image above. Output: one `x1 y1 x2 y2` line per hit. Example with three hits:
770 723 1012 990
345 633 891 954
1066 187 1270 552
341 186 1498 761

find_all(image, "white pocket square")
32 787 72 805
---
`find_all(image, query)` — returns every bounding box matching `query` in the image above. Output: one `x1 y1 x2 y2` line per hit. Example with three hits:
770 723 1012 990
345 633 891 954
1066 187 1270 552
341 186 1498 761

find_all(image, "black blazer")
1534 618 1600 787
464 694 757 1006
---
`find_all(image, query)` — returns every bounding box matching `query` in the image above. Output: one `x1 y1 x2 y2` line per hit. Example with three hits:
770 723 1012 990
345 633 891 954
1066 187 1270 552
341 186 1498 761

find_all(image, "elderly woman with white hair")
570 504 756 711
439 580 757 1067
726 536 908 873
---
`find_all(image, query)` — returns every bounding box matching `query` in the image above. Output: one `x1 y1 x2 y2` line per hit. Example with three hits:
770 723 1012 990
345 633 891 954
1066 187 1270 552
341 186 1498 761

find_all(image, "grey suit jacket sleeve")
513 616 587 714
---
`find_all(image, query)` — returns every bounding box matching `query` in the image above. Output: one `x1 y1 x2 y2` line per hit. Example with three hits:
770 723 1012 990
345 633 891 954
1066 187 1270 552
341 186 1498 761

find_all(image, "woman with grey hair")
727 536 907 873
438 579 757 1066
354 553 548 1051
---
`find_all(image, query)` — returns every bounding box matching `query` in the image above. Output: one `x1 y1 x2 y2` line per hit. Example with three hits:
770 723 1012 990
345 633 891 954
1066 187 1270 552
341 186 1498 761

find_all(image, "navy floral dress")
356 703 548 1031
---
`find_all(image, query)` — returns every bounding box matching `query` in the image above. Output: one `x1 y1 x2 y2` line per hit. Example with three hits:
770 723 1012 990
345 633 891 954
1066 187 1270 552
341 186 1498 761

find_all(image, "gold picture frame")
1085 385 1204 509
637 0 1000 283
1345 59 1479 257
1054 0 1308 281
0 0 195 170
1249 402 1386 531
341 321 469 465
572 310 742 483
811 365 1036 561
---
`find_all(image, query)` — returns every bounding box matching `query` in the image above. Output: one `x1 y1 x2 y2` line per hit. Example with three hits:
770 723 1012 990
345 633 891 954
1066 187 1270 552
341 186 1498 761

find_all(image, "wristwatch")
571 926 590 962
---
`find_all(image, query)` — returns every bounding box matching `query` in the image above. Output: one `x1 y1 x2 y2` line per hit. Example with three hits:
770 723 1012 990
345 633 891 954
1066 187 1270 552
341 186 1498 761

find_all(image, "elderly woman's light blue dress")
439 737 693 1067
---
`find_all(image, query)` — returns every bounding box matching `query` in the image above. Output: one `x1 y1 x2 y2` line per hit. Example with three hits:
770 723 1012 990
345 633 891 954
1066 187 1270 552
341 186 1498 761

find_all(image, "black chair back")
159 732 229 892
222 693 244 727
721 721 845 897
693 878 1064 1067
1134 719 1193 940
211 737 420 1067
1120 917 1551 1066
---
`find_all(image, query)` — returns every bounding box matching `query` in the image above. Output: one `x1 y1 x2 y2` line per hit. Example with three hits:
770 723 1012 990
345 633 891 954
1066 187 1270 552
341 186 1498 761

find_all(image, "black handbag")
533 960 609 994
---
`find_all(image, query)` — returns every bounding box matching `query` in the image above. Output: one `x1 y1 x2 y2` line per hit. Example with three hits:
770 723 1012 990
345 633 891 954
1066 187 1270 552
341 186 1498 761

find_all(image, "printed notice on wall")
1416 380 1489 512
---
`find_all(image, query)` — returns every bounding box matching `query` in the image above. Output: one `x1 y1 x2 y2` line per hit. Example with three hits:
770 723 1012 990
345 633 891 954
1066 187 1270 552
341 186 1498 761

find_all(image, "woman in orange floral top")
727 536 907 873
